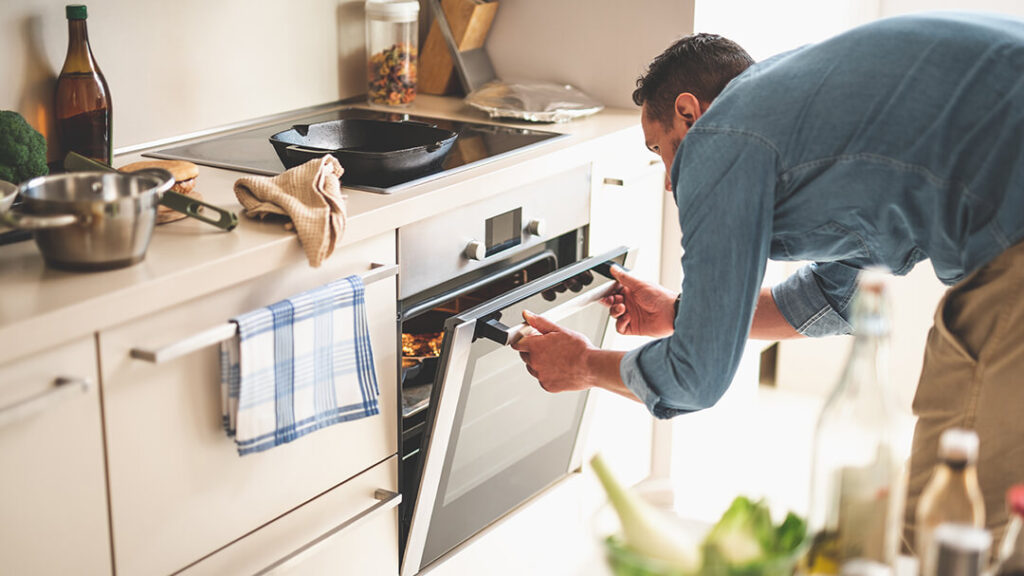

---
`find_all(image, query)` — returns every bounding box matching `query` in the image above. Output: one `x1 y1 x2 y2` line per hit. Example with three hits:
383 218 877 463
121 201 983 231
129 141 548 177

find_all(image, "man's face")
641 101 693 191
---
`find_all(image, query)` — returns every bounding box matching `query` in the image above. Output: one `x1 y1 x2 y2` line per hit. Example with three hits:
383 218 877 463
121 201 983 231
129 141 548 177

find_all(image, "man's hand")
600 265 678 338
511 311 596 393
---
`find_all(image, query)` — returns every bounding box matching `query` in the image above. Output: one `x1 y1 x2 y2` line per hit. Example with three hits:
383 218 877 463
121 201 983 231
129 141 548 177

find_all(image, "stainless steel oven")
396 164 635 575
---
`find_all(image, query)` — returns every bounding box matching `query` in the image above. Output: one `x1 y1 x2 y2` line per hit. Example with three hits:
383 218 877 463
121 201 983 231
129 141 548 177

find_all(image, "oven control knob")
526 219 545 237
464 240 486 261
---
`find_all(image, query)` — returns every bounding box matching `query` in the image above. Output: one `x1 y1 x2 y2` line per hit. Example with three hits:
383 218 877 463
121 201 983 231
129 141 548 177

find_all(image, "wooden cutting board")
419 0 498 95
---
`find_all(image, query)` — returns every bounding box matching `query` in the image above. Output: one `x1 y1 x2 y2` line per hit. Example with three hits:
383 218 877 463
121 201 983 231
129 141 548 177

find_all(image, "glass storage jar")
365 0 419 107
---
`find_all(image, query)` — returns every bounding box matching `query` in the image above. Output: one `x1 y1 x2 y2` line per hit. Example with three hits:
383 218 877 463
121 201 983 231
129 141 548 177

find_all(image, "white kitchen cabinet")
97 231 399 576
0 336 112 575
590 128 666 283
588 130 665 485
180 456 400 576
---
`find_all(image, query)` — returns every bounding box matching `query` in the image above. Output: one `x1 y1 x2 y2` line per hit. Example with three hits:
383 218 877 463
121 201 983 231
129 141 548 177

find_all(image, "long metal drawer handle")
0 377 90 429
477 278 617 347
129 263 399 364
255 488 401 575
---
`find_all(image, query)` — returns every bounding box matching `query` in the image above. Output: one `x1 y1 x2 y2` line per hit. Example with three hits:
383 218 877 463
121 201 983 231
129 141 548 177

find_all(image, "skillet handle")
398 120 438 129
160 191 238 231
285 144 335 156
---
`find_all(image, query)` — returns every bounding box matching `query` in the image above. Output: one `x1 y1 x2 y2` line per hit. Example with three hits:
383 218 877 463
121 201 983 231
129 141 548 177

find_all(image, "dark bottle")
55 4 112 166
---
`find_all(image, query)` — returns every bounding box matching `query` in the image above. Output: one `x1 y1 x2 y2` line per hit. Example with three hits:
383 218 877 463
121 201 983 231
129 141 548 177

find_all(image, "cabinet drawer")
98 232 398 575
0 337 111 575
181 455 399 576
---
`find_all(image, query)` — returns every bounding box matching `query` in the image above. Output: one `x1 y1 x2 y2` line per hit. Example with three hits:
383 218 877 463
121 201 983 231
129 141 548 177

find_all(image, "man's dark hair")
633 33 754 126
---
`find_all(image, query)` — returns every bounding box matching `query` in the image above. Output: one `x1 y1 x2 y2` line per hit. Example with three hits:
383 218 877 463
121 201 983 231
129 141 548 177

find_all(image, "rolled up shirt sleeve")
620 129 777 419
771 261 858 337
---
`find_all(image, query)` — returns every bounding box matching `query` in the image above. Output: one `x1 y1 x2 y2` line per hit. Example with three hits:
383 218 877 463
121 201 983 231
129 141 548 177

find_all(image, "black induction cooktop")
145 107 565 193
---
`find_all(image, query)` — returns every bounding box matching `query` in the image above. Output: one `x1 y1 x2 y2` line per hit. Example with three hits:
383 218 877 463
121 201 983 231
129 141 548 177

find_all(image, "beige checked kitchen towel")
233 155 346 267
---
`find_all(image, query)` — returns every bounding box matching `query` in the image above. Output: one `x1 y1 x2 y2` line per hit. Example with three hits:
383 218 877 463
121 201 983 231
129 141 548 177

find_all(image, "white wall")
1 0 369 153
485 0 695 110
694 0 879 60
880 0 1024 17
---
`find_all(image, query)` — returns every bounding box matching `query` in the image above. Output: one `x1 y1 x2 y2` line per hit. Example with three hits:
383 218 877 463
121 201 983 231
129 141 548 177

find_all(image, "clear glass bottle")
365 0 419 107
995 485 1024 576
55 4 112 165
916 428 986 576
804 272 905 574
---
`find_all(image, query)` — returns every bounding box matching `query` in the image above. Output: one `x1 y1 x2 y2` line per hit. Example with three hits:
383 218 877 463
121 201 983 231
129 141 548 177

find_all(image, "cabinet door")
0 337 111 575
180 456 400 576
98 231 398 575
590 149 666 285
589 138 665 485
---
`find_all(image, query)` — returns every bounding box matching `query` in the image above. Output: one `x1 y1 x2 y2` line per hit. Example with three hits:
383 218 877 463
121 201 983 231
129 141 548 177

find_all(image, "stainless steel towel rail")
129 263 399 364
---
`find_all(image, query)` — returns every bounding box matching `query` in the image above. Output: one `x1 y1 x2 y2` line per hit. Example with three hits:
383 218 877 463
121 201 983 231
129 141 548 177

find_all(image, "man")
512 12 1024 549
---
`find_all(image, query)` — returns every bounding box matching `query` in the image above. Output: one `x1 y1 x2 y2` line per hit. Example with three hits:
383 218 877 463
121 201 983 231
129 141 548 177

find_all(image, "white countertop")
0 96 643 365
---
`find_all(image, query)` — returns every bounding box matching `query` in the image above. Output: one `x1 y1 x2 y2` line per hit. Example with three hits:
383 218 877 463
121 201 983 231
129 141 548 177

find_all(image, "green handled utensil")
63 152 238 231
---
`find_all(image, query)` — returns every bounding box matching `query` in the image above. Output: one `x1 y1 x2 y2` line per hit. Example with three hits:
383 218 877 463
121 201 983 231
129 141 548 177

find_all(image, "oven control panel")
397 163 591 299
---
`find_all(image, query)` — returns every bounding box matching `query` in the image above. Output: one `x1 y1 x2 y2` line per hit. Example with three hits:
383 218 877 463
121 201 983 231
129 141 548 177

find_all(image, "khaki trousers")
904 239 1024 553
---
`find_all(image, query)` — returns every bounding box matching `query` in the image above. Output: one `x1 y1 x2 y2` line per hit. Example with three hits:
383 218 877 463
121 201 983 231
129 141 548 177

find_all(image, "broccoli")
0 110 49 184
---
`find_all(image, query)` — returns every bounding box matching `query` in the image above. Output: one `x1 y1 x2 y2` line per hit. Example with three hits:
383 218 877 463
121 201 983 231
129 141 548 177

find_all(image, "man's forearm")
750 286 802 340
584 348 640 401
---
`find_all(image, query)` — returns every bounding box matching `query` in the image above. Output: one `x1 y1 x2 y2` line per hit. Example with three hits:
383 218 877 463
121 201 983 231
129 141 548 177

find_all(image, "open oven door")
401 245 636 575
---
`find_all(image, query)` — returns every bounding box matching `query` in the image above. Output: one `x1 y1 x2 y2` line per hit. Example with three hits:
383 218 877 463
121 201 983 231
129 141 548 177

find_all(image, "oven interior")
397 228 586 555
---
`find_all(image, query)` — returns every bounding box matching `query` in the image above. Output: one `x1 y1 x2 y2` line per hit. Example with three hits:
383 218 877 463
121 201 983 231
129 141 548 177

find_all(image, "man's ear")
673 93 703 128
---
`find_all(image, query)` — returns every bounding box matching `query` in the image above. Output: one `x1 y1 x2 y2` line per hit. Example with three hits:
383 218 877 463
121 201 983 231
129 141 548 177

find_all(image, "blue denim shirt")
621 12 1024 419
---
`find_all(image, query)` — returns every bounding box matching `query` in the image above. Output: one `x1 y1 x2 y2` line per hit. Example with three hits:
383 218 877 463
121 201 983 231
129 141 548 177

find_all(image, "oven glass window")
420 260 622 567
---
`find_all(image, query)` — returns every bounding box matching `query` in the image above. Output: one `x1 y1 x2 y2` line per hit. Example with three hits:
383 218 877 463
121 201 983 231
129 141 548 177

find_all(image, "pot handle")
2 210 79 230
159 191 239 231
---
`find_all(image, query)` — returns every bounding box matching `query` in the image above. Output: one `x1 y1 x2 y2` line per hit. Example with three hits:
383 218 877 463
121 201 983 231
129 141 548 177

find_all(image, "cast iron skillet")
269 119 458 184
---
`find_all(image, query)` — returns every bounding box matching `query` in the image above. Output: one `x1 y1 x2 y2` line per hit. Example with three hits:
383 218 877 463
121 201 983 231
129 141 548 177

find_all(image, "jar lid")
366 0 419 22
66 4 88 19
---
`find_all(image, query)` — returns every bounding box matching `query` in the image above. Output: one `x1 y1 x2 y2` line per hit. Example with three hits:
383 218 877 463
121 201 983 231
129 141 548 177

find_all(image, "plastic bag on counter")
464 80 603 123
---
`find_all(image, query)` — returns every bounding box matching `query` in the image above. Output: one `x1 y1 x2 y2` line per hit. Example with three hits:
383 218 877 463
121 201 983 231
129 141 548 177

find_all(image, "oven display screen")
485 208 522 257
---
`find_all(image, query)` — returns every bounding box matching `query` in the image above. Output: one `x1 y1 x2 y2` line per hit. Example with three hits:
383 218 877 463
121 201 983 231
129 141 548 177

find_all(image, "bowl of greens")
591 455 807 576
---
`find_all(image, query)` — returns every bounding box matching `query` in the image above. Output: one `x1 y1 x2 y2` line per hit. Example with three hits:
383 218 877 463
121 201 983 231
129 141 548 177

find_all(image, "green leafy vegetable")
591 454 702 572
702 496 807 576
592 453 807 576
0 110 48 184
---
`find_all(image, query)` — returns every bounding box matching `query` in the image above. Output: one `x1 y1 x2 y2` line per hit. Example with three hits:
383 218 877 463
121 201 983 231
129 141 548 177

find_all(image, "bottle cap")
66 4 88 19
938 428 979 463
365 0 419 22
1008 484 1024 516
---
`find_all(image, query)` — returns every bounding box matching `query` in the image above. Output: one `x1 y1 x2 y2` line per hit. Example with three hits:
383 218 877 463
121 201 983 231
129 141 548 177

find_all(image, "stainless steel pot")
6 170 174 271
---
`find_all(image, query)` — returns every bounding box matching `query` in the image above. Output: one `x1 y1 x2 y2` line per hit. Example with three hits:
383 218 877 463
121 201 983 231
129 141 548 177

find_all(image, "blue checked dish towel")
219 275 379 456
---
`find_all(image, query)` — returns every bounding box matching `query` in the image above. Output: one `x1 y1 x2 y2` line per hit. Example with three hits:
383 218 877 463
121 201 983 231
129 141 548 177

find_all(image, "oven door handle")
475 278 618 347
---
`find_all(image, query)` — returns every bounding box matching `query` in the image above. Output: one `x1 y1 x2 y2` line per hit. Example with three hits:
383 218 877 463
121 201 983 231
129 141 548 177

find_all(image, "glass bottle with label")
55 4 112 165
804 271 905 574
916 428 986 576
927 523 991 576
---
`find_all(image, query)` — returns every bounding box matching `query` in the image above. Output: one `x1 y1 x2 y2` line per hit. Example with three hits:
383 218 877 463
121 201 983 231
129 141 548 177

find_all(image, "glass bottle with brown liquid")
915 428 986 576
55 4 112 166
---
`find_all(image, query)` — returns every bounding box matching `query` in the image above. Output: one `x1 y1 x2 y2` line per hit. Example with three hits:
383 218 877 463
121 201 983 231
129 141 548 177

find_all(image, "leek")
591 454 701 572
